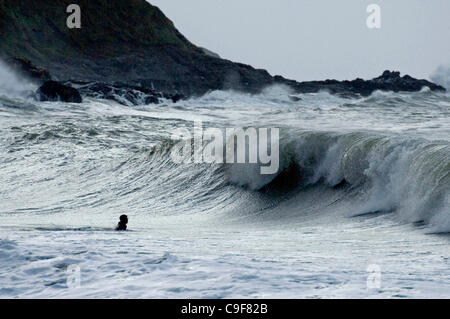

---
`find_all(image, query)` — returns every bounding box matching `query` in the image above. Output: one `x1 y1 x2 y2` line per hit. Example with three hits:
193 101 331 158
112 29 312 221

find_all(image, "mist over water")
0 62 36 98
431 65 450 90
0 79 449 298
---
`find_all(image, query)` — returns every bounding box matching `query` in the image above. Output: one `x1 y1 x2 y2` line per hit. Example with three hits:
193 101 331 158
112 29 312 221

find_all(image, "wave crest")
224 130 449 231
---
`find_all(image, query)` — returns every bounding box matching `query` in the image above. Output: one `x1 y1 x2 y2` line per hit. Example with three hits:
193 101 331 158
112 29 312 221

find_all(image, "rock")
36 81 82 103
76 82 185 105
276 70 445 97
5 57 51 84
0 1 445 100
144 95 160 105
379 70 401 79
0 0 275 97
368 70 445 94
169 93 184 103
200 47 221 59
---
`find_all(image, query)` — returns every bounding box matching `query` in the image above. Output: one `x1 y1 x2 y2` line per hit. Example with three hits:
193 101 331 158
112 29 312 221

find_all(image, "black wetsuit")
115 214 128 231
116 222 127 231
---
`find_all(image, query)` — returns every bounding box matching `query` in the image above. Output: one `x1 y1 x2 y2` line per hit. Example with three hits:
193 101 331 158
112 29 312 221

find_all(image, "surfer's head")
115 214 128 231
119 214 128 224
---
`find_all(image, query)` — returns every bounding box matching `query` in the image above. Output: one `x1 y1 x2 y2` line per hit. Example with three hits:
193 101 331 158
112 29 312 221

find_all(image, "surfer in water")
115 214 128 231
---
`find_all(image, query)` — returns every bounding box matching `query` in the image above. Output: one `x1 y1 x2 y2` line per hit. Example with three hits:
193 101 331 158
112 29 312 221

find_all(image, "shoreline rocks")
0 1 445 104
274 70 445 97
36 81 82 103
75 82 184 105
5 57 52 84
9 58 448 106
32 69 446 106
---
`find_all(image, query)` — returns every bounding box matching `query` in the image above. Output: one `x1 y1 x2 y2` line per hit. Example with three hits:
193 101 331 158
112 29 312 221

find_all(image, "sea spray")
0 61 36 98
431 65 450 90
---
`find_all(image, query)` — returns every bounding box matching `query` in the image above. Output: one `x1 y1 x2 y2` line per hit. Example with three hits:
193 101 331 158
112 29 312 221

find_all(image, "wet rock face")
5 57 52 84
369 70 443 93
76 82 185 105
276 70 446 97
36 81 82 103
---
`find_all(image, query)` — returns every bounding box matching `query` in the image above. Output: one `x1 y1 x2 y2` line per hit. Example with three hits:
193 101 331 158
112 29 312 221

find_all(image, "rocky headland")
0 0 445 104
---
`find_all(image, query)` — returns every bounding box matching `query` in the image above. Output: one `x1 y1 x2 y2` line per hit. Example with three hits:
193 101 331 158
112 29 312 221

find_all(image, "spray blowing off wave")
128 127 449 232
0 61 36 99
431 65 450 90
223 131 450 232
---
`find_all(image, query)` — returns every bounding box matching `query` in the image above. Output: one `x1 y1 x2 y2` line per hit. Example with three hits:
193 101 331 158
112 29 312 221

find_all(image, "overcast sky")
149 0 450 82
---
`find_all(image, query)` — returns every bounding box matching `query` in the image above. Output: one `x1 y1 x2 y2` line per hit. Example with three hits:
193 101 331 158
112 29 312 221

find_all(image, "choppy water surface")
0 83 449 298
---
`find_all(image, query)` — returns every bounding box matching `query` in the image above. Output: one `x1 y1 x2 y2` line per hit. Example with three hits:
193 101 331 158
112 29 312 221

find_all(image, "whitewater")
0 66 449 298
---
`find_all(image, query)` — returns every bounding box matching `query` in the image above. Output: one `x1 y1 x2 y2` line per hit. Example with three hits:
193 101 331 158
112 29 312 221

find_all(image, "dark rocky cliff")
0 0 274 96
0 0 445 99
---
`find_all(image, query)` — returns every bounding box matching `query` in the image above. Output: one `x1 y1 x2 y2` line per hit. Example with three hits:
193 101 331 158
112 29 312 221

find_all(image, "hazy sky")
149 0 450 82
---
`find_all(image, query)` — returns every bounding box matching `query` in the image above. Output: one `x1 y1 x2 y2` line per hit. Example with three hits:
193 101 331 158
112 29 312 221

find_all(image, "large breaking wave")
0 83 449 234
137 128 449 232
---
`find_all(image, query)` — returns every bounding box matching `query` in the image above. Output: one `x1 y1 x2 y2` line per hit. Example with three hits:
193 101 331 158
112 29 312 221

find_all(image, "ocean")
0 70 449 298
